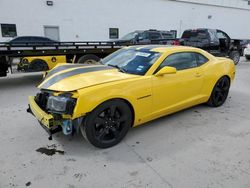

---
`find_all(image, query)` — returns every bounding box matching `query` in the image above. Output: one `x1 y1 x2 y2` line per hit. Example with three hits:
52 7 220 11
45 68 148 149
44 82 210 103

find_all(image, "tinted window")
120 32 138 40
102 49 161 75
161 32 175 39
1 24 17 37
138 32 148 40
148 32 161 40
195 53 208 66
208 29 219 42
216 31 227 39
30 37 50 42
11 37 30 42
182 30 208 39
109 28 119 39
158 52 197 71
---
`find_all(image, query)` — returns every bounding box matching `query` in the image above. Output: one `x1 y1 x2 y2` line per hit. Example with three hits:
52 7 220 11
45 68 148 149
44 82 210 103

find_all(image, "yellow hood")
38 64 139 92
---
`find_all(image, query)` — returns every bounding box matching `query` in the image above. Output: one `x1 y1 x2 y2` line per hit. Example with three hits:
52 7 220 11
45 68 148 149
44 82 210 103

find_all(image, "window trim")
154 51 208 74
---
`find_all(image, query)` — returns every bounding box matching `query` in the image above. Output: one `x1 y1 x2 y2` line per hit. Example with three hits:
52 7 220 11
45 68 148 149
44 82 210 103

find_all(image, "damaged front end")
27 90 83 140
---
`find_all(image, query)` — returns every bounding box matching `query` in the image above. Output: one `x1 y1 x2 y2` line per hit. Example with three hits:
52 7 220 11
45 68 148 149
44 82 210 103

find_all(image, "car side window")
217 31 228 39
157 52 198 72
138 32 148 40
195 53 208 66
148 32 161 40
13 37 30 42
161 32 174 39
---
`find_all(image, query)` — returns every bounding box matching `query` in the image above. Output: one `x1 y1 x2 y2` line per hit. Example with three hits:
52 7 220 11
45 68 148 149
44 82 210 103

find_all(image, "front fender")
72 77 152 126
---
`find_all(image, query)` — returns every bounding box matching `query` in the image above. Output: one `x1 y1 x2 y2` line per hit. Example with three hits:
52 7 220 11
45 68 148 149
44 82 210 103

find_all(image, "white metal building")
0 0 249 42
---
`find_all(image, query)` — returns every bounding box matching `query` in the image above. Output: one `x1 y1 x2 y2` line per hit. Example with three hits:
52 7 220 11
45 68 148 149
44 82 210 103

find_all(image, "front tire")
207 76 230 107
80 99 132 148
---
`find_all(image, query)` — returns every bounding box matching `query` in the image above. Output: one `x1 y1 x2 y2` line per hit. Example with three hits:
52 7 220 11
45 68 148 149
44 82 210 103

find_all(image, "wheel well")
224 75 231 85
30 59 47 65
119 98 135 127
29 59 49 71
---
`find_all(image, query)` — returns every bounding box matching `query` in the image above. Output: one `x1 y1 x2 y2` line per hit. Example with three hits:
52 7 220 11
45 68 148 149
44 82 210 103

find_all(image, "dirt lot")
0 58 250 188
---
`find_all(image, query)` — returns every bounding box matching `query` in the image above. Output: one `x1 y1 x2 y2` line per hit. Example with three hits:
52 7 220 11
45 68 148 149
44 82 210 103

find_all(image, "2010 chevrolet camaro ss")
28 45 235 148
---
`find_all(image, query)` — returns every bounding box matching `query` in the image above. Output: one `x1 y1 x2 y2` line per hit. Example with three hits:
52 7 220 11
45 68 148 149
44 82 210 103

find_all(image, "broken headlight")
46 95 76 114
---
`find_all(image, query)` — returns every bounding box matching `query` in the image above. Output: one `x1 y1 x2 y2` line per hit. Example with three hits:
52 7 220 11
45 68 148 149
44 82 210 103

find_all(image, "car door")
151 52 204 116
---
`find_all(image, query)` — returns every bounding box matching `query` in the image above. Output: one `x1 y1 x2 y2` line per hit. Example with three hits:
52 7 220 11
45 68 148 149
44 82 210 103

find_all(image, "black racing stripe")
40 66 115 89
45 64 92 79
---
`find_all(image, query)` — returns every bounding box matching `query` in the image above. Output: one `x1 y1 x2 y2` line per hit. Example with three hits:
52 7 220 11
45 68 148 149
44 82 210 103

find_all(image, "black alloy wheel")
207 76 230 107
81 100 132 148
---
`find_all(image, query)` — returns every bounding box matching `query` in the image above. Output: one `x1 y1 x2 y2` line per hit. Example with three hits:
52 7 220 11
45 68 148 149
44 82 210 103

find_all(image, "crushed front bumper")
27 96 62 138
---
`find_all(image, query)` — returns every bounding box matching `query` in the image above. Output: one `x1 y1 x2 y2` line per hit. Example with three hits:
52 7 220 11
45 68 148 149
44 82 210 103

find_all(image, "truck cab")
180 28 241 64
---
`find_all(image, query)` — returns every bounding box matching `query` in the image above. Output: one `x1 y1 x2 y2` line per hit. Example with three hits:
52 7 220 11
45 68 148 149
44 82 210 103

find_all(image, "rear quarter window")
195 53 209 66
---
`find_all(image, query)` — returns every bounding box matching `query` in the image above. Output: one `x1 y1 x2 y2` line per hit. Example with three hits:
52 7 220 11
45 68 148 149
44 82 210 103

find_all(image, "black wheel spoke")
215 93 220 103
95 117 106 125
223 85 229 91
110 127 119 138
109 105 116 117
97 129 106 141
221 79 225 88
215 86 222 92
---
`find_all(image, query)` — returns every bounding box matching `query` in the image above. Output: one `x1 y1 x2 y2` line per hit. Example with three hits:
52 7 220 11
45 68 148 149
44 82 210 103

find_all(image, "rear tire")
77 54 100 64
80 99 132 148
229 51 240 65
207 76 230 107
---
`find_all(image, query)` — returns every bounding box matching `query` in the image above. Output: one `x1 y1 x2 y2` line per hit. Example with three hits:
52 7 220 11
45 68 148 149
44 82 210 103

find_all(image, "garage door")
44 26 60 41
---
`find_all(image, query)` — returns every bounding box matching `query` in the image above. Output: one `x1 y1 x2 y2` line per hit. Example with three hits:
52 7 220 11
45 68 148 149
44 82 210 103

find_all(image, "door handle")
195 72 202 77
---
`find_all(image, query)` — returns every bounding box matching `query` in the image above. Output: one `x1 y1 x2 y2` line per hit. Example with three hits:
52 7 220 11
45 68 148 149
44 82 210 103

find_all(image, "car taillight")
172 40 180 46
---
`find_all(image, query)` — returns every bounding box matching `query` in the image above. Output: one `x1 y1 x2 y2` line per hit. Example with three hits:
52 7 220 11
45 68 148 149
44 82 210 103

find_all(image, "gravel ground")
0 58 250 188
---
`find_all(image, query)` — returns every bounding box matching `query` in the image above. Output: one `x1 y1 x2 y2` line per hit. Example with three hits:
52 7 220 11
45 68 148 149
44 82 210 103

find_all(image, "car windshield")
120 32 138 40
101 48 161 75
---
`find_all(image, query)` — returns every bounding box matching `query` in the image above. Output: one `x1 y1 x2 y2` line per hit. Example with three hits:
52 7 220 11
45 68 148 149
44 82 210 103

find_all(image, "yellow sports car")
27 45 235 148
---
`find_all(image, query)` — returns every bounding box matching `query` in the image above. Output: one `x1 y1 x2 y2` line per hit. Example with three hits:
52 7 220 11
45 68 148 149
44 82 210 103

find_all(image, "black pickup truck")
180 29 242 64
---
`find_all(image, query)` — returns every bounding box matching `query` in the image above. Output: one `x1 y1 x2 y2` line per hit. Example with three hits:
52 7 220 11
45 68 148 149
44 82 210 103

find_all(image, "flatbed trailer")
0 41 124 77
0 38 176 77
